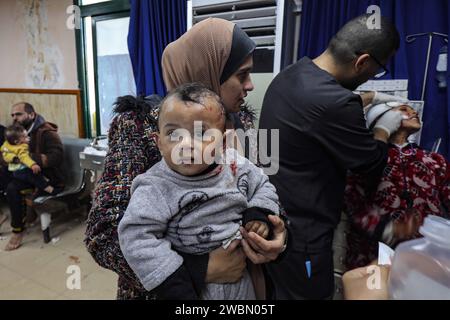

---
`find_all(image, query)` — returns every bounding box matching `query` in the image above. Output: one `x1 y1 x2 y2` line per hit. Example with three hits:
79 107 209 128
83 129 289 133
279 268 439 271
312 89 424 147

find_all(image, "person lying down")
344 101 450 269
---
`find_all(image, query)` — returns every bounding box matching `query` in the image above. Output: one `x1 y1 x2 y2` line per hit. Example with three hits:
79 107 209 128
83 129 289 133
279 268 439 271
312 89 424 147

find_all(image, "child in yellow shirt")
1 124 58 196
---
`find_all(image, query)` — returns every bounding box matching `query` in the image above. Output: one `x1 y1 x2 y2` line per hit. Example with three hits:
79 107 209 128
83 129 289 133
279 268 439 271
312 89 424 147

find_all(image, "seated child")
1 124 59 196
118 83 280 300
344 102 449 269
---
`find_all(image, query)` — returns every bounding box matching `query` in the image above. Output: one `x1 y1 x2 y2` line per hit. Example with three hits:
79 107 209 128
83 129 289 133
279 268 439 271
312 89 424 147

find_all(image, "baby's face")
18 130 29 144
157 97 226 176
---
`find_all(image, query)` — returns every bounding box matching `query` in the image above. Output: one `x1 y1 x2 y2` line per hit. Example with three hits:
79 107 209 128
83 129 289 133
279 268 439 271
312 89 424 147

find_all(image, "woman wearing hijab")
85 18 287 300
162 18 255 129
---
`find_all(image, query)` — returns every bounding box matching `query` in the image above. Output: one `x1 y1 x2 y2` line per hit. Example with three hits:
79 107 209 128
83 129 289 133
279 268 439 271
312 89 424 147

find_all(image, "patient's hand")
245 221 269 239
393 212 423 240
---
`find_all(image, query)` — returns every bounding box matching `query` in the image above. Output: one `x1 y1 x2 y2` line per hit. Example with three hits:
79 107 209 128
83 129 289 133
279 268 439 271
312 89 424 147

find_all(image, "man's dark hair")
5 124 26 145
23 102 35 114
16 102 35 114
327 14 400 64
158 83 226 131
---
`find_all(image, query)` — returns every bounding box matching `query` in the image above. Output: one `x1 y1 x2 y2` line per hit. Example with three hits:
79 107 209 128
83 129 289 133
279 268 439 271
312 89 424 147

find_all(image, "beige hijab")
162 18 235 95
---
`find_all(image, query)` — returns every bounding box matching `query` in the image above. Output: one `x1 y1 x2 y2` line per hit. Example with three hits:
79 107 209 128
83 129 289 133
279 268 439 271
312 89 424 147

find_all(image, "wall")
0 0 81 137
0 0 78 89
0 90 83 138
245 73 274 128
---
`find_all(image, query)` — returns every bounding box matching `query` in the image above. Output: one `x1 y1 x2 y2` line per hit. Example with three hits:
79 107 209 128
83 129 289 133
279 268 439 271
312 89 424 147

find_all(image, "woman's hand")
206 240 246 284
240 215 287 264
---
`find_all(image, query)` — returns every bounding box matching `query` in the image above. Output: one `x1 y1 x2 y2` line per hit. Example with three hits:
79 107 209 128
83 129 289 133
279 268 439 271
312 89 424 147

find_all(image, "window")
81 0 111 5
75 0 133 137
93 15 135 135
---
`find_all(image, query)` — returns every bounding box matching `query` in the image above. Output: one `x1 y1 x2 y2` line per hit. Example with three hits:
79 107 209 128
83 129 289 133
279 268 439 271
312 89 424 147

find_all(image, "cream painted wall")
0 0 78 89
245 73 274 127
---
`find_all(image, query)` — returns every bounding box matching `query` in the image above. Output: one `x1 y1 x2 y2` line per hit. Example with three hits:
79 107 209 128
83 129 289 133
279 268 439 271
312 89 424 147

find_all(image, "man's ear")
355 53 371 72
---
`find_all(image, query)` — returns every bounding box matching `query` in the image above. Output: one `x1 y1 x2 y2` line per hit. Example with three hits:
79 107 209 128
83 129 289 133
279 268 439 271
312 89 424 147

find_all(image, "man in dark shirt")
259 14 404 299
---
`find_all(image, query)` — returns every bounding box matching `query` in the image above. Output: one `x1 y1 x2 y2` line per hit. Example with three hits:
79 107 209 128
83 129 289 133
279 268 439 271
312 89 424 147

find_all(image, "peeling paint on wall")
17 0 64 88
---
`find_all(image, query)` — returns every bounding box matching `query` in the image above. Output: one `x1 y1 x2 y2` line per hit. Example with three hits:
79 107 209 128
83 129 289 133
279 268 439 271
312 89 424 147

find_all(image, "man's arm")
360 91 408 109
310 96 389 179
30 131 63 168
359 92 376 108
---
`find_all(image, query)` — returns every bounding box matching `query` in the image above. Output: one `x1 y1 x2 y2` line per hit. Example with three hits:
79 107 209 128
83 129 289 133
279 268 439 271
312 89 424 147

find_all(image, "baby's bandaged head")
365 101 405 130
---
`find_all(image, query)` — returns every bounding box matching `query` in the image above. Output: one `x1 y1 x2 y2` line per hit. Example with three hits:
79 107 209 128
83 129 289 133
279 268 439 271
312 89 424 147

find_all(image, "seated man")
344 102 450 269
4 102 64 251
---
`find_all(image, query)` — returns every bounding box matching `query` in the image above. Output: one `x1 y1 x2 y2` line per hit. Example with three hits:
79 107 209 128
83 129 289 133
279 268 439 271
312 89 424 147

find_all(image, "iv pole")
406 32 448 150
406 32 448 100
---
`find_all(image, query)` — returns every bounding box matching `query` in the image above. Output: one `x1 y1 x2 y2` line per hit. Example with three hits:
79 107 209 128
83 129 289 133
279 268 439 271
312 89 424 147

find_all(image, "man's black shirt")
259 57 388 253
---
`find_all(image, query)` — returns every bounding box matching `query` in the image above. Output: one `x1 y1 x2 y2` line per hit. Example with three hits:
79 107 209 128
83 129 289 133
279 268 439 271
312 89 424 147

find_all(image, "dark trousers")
0 166 12 193
266 249 335 300
12 168 50 191
6 179 33 233
6 169 51 233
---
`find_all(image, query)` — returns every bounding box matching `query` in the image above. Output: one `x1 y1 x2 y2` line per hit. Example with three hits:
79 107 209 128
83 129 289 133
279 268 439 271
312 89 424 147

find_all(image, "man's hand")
245 221 269 239
373 128 390 143
343 265 390 300
374 110 403 137
206 240 246 284
241 215 286 264
40 154 49 167
31 164 41 174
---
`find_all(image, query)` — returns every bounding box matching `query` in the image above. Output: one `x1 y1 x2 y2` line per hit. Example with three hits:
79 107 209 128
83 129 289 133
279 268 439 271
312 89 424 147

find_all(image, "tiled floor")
0 204 118 300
